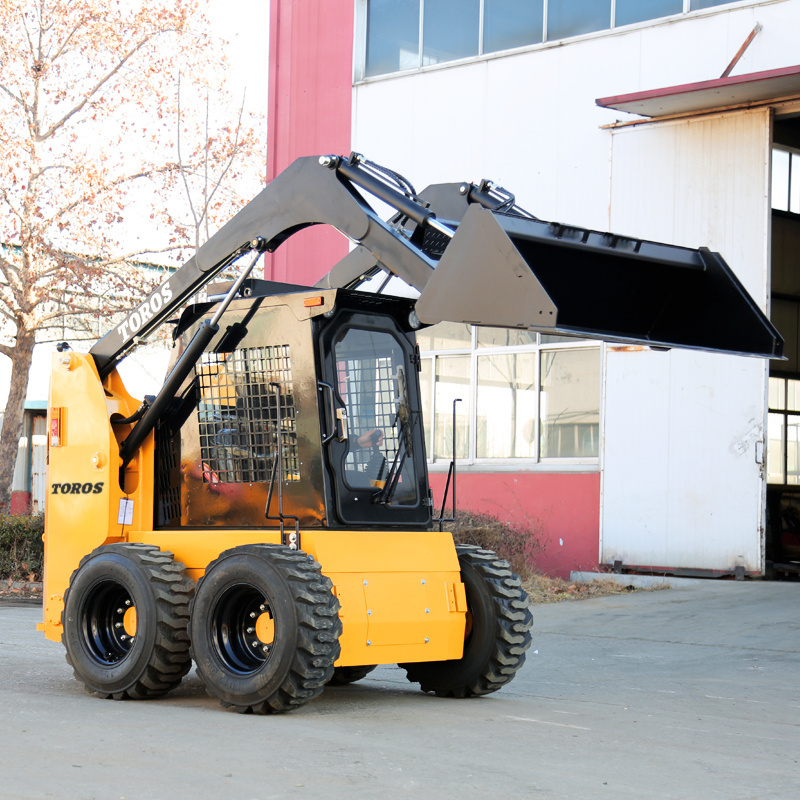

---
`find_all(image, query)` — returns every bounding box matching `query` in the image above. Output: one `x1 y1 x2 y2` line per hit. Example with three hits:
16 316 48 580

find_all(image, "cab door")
318 309 429 527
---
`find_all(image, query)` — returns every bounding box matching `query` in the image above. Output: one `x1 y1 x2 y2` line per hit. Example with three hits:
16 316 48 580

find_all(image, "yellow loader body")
42 352 467 670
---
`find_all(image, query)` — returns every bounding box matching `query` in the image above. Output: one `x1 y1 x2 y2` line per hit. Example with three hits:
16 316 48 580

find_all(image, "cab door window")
334 327 418 505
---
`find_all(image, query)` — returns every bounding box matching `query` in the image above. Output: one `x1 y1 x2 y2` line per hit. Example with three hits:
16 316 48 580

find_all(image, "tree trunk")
0 330 36 513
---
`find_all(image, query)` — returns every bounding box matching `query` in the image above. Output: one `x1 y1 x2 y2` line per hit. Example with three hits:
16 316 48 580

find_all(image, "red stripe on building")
265 0 355 284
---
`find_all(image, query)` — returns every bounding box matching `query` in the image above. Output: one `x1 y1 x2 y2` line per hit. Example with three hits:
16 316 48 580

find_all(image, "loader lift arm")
89 154 446 378
91 151 783 379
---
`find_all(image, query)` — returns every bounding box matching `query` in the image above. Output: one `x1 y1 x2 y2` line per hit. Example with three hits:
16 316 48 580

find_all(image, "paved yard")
1 580 798 799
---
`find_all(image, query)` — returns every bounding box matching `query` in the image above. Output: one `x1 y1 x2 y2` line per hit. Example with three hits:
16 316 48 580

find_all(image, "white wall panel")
602 109 771 572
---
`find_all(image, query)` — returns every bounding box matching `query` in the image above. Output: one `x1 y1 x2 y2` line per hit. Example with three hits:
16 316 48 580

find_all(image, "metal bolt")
250 612 257 618
116 608 124 614
259 604 266 612
366 640 371 646
120 635 128 641
363 580 368 586
459 183 469 195
252 641 259 648
424 638 429 644
421 579 426 585
247 627 255 634
367 610 372 616
262 645 270 653
115 622 123 629
425 608 430 614
125 600 131 606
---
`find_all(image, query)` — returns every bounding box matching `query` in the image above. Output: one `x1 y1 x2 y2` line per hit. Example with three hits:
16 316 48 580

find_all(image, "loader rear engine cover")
42 152 780 713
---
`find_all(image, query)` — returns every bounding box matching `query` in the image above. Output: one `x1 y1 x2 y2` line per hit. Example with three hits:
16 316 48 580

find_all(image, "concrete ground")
1 580 798 799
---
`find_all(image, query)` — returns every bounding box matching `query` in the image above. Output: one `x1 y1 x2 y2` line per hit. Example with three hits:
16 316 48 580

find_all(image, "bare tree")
0 0 265 510
174 73 265 256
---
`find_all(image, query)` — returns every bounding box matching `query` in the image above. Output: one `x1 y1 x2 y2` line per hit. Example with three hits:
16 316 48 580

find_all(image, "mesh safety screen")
195 346 298 484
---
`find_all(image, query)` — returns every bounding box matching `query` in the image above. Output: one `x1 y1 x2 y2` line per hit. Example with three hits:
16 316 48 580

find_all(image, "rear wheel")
189 544 341 714
62 543 194 700
328 665 377 686
400 545 532 697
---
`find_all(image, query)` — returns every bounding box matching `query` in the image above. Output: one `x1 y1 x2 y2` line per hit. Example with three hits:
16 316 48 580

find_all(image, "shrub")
0 514 45 582
442 510 544 582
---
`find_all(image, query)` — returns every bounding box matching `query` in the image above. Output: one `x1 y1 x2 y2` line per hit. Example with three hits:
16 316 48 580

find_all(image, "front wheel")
401 545 532 697
62 543 194 700
189 544 342 714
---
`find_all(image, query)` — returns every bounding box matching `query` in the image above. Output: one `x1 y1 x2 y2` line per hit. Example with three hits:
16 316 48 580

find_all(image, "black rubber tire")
400 544 533 697
62 543 194 700
327 665 377 686
189 543 342 714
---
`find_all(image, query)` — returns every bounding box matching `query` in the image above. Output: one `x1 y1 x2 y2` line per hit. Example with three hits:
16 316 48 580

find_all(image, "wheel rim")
80 580 135 666
210 583 275 675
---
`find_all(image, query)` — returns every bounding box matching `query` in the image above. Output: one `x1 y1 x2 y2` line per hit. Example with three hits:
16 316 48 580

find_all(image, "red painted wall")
265 0 354 285
429 472 601 580
10 492 30 515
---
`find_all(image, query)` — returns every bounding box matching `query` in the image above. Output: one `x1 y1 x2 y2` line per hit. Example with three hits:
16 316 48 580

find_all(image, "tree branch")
38 33 161 141
176 73 201 242
47 164 178 226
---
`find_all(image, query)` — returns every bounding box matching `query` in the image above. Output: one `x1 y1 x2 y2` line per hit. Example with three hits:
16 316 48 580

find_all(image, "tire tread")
62 543 193 700
402 544 533 698
191 543 341 714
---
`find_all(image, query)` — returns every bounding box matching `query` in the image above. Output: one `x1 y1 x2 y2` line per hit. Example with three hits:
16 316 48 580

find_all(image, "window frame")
419 325 601 471
767 374 800 487
771 144 800 217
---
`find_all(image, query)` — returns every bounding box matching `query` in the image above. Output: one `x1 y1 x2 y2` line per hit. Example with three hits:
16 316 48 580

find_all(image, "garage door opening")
767 110 800 578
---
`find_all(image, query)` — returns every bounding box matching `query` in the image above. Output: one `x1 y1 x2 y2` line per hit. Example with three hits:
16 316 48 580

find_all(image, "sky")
1 0 272 405
206 0 271 118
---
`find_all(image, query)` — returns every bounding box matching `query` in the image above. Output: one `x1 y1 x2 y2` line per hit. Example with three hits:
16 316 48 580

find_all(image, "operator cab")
155 285 430 531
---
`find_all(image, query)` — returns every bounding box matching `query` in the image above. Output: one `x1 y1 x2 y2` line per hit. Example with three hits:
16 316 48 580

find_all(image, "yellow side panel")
126 530 283 583
127 528 467 667
302 530 467 667
44 353 126 641
43 356 158 642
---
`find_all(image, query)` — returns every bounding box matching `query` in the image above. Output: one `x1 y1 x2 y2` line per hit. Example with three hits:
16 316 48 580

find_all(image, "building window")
423 0 480 66
365 0 421 77
767 376 800 485
362 0 738 78
546 0 610 41
418 323 600 466
616 0 682 27
483 0 543 53
772 146 800 215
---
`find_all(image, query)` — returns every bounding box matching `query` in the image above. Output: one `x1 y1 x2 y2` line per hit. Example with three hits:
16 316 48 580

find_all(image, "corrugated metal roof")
596 65 800 118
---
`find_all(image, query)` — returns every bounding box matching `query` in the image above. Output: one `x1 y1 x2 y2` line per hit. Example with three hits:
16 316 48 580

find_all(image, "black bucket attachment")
415 205 783 359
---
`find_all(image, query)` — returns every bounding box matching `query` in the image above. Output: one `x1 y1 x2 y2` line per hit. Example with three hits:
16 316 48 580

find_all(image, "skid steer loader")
41 153 782 713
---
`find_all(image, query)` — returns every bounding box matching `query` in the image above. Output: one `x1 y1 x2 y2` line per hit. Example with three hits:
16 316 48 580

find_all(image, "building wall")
268 0 799 576
349 0 793 576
